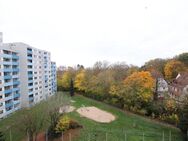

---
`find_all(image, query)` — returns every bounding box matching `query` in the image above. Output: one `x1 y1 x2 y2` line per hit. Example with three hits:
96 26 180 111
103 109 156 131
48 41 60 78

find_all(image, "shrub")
69 120 83 129
55 116 70 133
160 114 179 125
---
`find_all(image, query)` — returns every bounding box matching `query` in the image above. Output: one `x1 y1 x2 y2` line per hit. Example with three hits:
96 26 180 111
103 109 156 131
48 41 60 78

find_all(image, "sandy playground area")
77 106 115 123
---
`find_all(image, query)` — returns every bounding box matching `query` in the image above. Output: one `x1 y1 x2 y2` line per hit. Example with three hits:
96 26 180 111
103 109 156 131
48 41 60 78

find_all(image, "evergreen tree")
70 78 74 97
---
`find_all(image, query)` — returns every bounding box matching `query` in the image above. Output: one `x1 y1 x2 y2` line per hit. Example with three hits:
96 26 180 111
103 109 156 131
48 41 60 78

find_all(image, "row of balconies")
2 54 19 59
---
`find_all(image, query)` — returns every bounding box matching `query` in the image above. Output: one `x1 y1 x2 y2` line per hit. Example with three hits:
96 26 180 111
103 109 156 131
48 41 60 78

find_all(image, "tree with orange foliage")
164 60 186 80
122 71 155 110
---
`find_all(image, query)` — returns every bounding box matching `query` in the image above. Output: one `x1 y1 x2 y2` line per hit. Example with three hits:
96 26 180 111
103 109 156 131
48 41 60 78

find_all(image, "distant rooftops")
173 72 188 87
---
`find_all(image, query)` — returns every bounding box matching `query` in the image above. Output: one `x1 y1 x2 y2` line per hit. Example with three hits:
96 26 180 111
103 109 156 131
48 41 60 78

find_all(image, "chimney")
0 32 2 45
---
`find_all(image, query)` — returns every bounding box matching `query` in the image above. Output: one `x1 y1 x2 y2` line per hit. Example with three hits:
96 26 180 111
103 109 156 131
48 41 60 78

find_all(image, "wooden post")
61 132 63 141
69 133 71 141
105 132 108 141
46 130 48 141
124 131 127 141
169 130 171 141
162 131 164 141
88 133 90 141
143 132 145 141
27 130 29 141
9 129 12 141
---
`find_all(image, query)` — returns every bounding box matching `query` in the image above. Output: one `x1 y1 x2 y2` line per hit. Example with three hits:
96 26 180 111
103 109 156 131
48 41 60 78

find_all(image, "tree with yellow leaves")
75 69 87 91
122 71 155 110
164 60 186 80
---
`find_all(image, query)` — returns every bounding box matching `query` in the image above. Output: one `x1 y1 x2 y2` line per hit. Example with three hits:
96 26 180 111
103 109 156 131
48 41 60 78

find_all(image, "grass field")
0 92 184 141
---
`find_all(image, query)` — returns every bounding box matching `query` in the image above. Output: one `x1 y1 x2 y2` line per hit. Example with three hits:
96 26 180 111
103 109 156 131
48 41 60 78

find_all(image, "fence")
3 128 182 141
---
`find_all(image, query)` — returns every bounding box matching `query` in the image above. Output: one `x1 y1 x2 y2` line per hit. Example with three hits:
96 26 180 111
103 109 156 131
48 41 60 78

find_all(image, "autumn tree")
164 60 186 80
141 58 167 76
122 71 155 110
70 78 74 97
47 93 70 137
61 67 76 90
75 69 87 92
175 52 188 66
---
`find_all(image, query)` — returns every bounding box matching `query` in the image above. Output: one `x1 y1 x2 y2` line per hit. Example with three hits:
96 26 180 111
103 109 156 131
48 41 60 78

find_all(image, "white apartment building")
0 33 57 118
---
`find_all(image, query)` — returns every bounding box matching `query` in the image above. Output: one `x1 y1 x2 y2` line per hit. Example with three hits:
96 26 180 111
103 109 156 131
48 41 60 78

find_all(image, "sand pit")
59 106 75 113
77 106 115 123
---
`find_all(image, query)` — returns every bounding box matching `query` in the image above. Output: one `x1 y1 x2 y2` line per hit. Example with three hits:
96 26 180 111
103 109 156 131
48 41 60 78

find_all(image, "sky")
0 0 188 67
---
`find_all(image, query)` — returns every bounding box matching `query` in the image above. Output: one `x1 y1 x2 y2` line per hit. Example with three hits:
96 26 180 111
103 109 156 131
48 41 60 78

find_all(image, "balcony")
5 102 13 108
13 81 20 85
27 62 33 66
27 50 32 54
5 95 13 101
4 82 13 87
28 90 33 95
3 69 12 72
28 74 33 78
2 54 12 58
4 89 12 94
12 75 19 79
12 62 19 65
28 80 33 83
12 68 19 72
12 55 19 59
3 61 12 65
12 87 20 92
13 93 20 98
13 100 20 105
4 75 12 79
27 56 32 60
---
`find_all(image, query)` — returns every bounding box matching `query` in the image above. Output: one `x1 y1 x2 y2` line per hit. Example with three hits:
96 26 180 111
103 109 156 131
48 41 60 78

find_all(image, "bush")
160 114 179 125
55 116 70 133
69 120 83 129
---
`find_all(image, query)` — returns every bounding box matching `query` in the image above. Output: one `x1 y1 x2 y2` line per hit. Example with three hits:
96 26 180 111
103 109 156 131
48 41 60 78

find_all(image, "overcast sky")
0 0 188 67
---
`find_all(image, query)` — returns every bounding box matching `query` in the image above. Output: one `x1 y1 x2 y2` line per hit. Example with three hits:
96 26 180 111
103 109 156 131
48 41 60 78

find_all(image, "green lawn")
0 92 184 141
69 94 183 141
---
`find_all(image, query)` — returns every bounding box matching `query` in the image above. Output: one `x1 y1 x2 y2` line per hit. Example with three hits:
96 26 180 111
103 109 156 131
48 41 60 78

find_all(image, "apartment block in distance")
0 33 57 118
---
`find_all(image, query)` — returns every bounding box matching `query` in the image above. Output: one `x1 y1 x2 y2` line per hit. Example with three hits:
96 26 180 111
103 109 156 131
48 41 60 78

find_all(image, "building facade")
0 33 57 118
0 45 21 118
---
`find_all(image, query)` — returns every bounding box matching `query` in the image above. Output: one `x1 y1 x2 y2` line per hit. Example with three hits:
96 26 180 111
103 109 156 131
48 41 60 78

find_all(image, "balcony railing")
13 93 20 98
12 87 20 92
2 54 12 58
13 100 20 105
4 75 12 79
27 56 32 60
13 81 20 85
3 61 12 65
4 82 13 87
28 74 33 78
12 54 19 59
12 62 19 65
12 68 19 72
3 69 12 72
5 102 13 108
27 50 32 54
4 89 12 94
